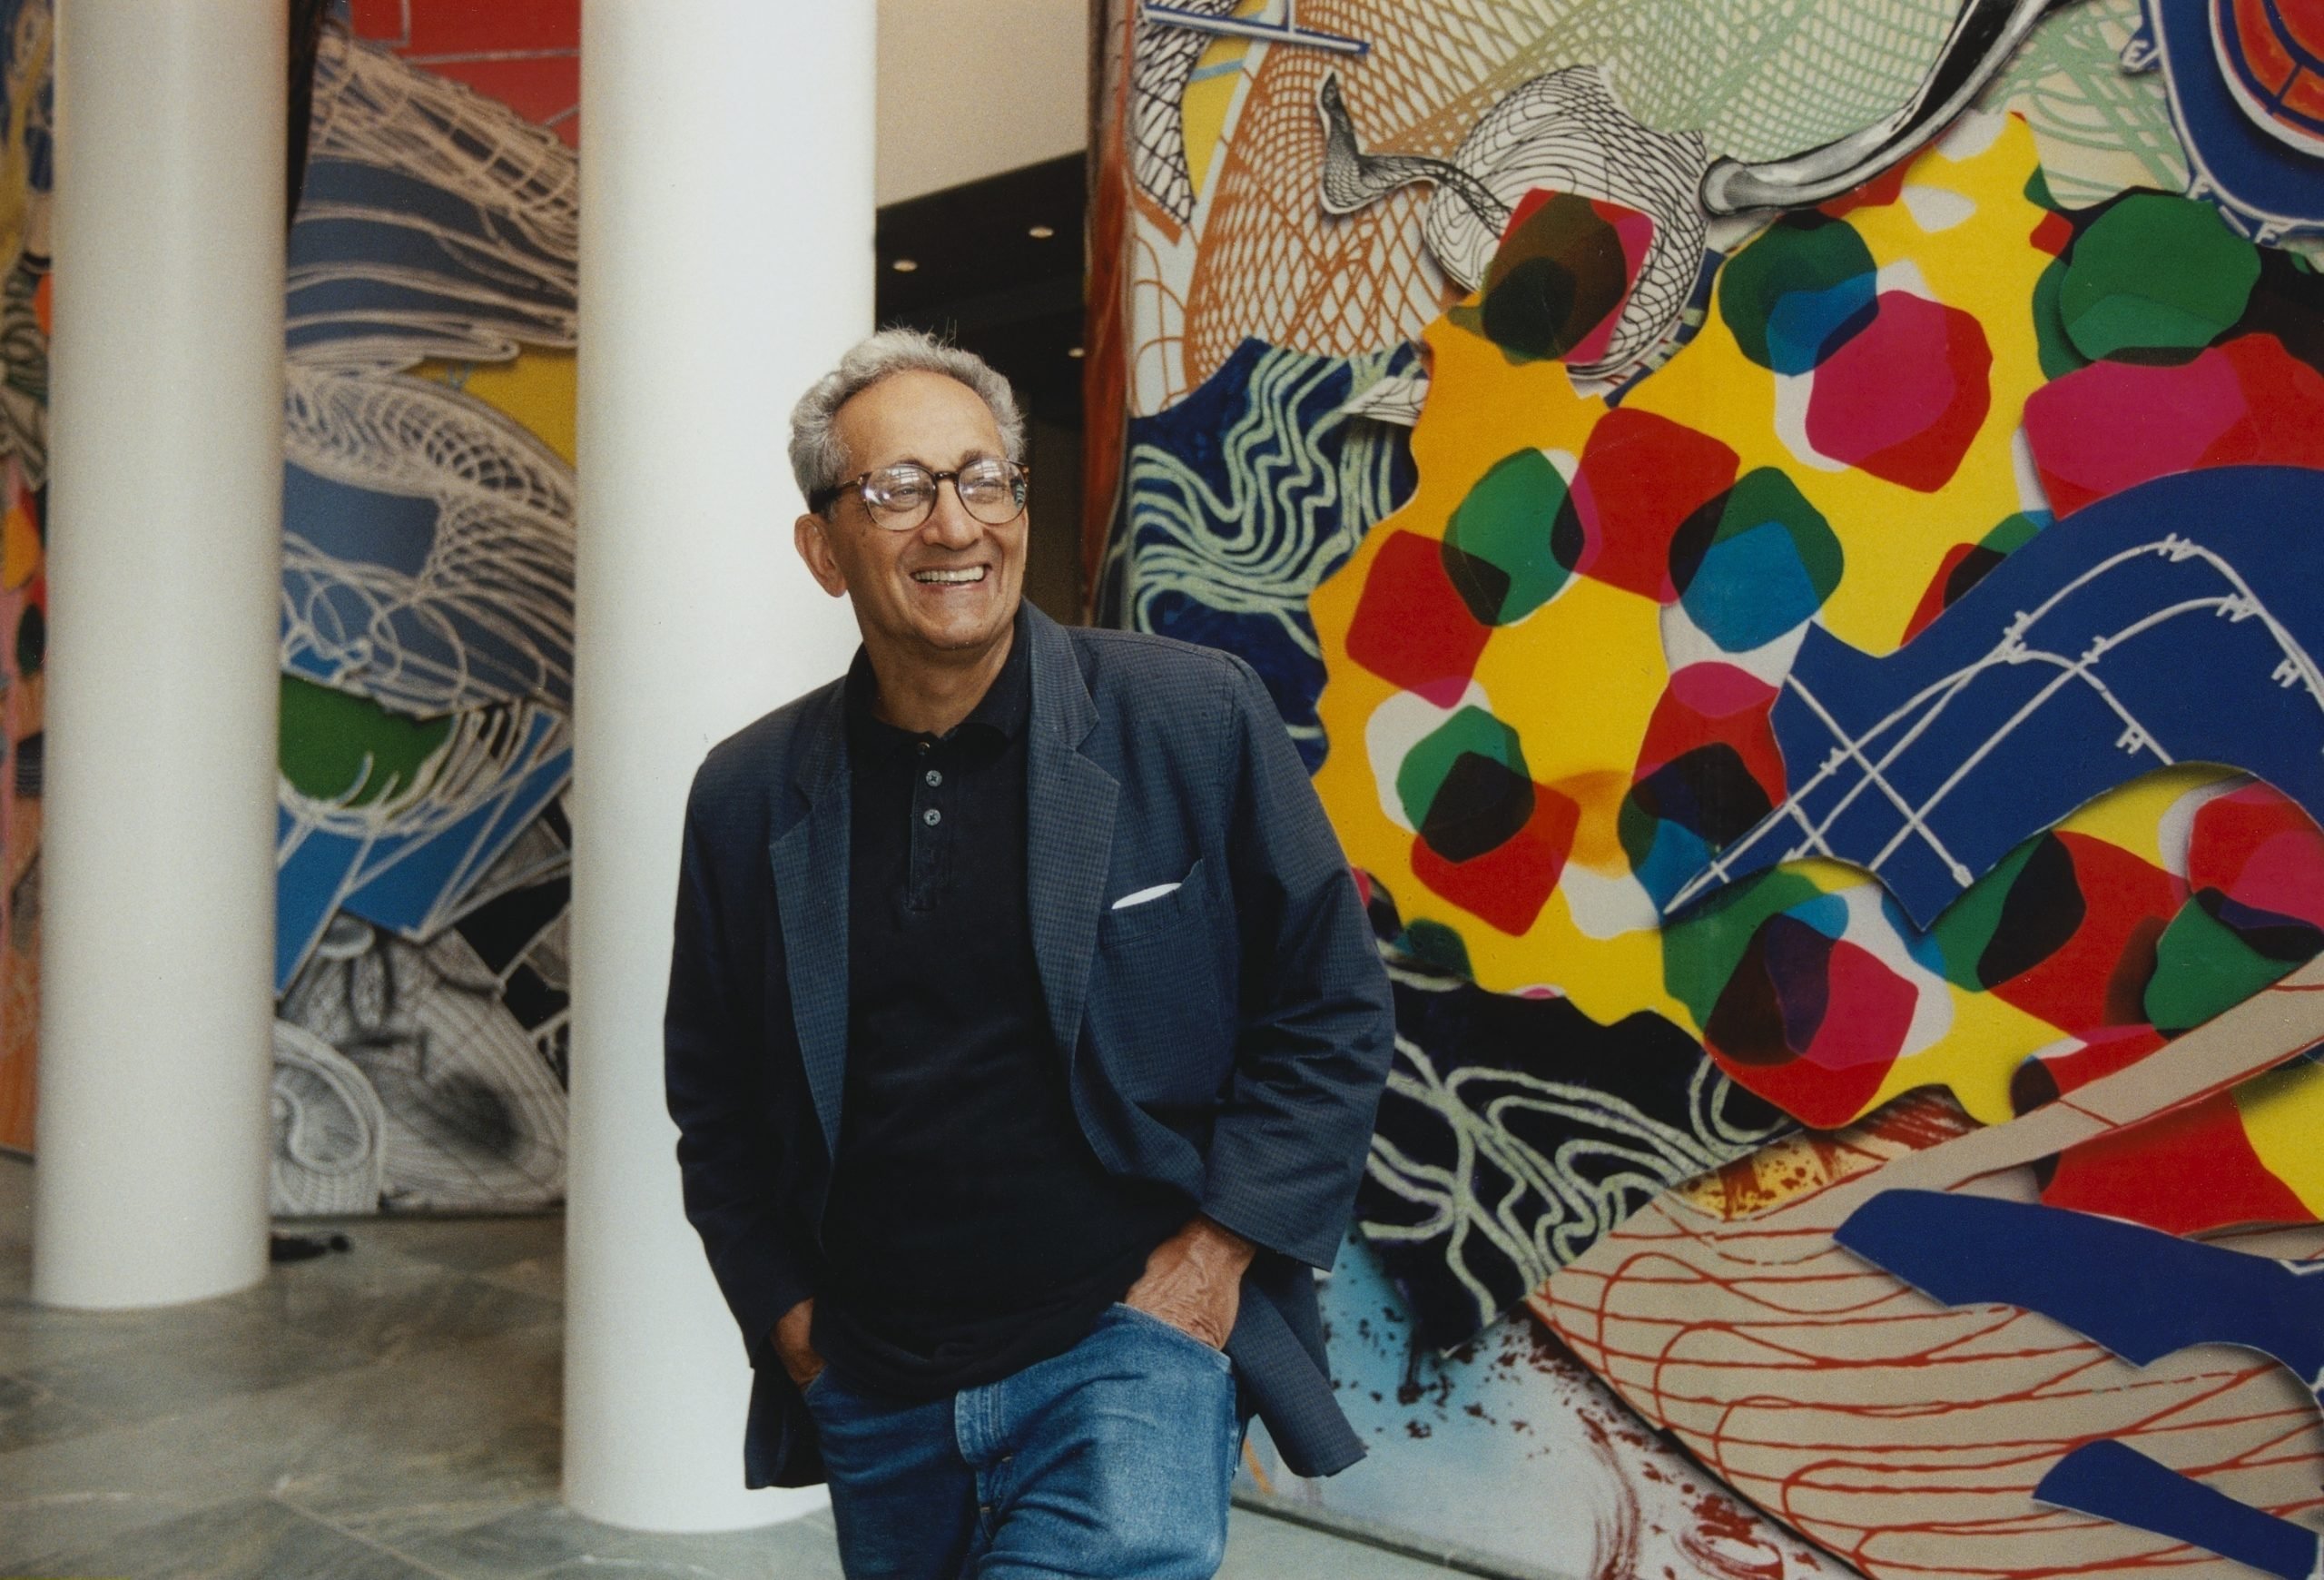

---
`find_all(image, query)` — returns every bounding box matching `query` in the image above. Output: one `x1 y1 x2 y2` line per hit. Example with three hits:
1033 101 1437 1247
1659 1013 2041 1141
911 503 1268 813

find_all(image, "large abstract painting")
0 1 576 1210
271 0 578 1215
1088 0 2324 1573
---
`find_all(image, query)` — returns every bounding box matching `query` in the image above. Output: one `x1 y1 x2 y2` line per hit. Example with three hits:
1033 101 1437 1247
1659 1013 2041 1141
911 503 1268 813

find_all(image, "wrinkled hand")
1123 1216 1255 1349
771 1298 822 1388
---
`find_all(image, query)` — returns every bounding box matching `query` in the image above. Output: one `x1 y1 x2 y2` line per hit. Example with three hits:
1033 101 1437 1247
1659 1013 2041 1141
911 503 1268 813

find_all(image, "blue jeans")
803 1302 1242 1579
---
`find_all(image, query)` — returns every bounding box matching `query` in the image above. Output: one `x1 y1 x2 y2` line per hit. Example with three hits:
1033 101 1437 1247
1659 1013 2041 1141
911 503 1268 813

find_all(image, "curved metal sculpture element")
1142 0 1366 56
1317 73 1506 226
1316 67 1710 385
1699 0 2059 213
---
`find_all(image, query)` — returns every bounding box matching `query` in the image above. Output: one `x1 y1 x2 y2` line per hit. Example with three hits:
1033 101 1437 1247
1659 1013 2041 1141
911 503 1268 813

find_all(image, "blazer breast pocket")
1101 856 1206 937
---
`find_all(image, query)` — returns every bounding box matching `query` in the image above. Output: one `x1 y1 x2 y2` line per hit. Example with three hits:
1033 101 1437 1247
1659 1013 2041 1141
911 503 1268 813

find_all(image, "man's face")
794 369 1028 665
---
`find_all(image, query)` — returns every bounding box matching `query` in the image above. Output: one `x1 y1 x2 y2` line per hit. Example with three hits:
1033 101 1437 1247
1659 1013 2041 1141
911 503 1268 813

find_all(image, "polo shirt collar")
843 607 1031 761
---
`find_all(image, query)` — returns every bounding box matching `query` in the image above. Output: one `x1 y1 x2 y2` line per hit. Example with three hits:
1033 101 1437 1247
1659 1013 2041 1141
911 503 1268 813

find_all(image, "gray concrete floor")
0 1155 1461 1579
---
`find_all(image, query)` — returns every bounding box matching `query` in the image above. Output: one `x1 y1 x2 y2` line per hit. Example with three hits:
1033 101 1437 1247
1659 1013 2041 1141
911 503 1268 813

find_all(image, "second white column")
565 0 873 1532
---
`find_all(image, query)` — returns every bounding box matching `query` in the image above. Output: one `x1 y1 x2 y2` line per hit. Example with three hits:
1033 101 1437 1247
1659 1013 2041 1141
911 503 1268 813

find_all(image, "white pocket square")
1109 881 1181 912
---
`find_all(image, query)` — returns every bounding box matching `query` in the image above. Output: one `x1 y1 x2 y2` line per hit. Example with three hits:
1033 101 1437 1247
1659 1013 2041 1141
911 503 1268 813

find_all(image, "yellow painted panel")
414 349 578 467
2233 1060 2324 1216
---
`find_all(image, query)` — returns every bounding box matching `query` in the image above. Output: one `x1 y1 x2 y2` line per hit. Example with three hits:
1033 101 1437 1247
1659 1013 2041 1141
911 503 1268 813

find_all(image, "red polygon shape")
2188 781 2324 929
2043 1091 2314 1233
1568 409 1738 602
1902 543 1984 645
2024 334 2324 515
1805 292 1992 493
1989 832 2185 1036
1344 530 1493 703
1632 663 1783 800
1410 780 1580 936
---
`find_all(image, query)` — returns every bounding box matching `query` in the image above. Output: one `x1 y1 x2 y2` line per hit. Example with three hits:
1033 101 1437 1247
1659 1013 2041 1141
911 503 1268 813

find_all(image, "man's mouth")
911 567 987 585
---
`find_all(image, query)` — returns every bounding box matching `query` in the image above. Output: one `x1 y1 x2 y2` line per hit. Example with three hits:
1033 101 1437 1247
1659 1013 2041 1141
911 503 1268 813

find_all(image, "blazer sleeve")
664 777 813 1369
1199 657 1397 1269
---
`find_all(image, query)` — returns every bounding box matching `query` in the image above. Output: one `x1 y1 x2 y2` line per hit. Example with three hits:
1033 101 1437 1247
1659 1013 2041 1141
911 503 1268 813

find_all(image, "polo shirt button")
925 769 942 787
922 807 941 826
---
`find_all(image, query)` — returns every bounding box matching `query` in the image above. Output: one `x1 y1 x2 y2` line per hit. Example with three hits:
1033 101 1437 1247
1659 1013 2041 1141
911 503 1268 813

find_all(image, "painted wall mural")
0 0 46 1158
0 0 576 1207
1088 0 2324 1575
271 0 577 1215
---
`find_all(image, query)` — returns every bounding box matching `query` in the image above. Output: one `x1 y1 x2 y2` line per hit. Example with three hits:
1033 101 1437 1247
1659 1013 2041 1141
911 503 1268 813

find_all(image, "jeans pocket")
1110 1302 1234 1371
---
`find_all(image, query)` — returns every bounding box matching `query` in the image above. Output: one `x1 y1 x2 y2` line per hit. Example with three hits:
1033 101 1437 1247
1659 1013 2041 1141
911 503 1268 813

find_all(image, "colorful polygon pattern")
1678 466 2324 932
1315 114 2324 1160
1444 191 1656 368
1316 118 2055 1048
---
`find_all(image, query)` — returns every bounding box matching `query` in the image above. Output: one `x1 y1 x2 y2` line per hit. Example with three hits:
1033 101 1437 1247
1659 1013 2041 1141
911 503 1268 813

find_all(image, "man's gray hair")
788 328 1027 510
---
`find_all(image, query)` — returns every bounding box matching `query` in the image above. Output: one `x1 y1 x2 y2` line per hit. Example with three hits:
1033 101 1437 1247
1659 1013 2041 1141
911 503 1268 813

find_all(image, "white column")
566 0 872 1530
32 0 286 1309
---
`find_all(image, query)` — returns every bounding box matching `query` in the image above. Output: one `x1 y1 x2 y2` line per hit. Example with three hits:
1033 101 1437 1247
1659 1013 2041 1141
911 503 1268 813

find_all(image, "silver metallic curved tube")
1315 71 1507 225
1699 0 2060 214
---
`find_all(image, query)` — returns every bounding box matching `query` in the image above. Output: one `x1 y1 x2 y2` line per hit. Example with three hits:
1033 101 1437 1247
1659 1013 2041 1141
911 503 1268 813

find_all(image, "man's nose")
921 479 982 547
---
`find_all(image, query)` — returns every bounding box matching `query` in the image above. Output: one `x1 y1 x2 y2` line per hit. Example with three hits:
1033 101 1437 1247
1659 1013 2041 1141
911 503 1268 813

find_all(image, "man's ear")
794 513 848 598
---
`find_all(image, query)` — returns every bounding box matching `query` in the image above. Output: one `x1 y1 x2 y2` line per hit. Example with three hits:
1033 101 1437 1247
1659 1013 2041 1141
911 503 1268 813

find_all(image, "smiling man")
663 329 1394 1580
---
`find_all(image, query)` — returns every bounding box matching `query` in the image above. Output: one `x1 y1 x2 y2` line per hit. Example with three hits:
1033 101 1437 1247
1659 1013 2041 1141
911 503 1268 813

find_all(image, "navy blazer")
664 604 1397 1488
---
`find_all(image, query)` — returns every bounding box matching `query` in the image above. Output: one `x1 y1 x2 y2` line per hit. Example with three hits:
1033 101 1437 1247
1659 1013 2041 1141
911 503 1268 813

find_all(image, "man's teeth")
913 567 986 584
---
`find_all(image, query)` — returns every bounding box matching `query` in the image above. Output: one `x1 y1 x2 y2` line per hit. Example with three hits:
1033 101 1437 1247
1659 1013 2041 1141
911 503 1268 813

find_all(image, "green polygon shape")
2144 896 2298 1033
2058 193 2260 362
1926 834 2042 991
1718 214 1876 371
1979 511 2046 556
2031 256 2089 380
280 675 451 807
1395 918 1474 978
1716 468 1843 603
1662 867 1827 1031
1444 449 1574 625
1394 706 1527 831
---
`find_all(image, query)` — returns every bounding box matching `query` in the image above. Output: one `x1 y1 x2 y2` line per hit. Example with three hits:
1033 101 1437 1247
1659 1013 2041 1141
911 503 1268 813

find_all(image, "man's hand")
1123 1216 1255 1349
771 1297 822 1388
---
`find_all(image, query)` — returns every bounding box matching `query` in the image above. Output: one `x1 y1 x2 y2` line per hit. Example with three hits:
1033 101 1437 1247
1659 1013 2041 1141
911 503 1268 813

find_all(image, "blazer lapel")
769 686 850 1162
1023 608 1118 1069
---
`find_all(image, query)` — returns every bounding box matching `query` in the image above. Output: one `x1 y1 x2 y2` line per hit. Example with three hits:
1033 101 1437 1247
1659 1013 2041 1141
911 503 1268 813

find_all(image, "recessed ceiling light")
1067 346 1086 359
1028 224 1056 240
890 257 919 272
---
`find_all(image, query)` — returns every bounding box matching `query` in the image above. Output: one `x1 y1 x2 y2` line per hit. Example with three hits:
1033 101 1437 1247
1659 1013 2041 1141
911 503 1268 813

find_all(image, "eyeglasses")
810 458 1030 531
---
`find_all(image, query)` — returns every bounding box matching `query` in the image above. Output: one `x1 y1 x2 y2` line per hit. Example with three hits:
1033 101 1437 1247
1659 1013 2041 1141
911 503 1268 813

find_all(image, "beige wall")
876 0 1088 203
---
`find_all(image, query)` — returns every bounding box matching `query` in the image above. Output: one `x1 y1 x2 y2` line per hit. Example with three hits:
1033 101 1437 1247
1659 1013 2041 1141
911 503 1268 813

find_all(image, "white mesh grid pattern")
302 31 576 374
281 363 575 720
